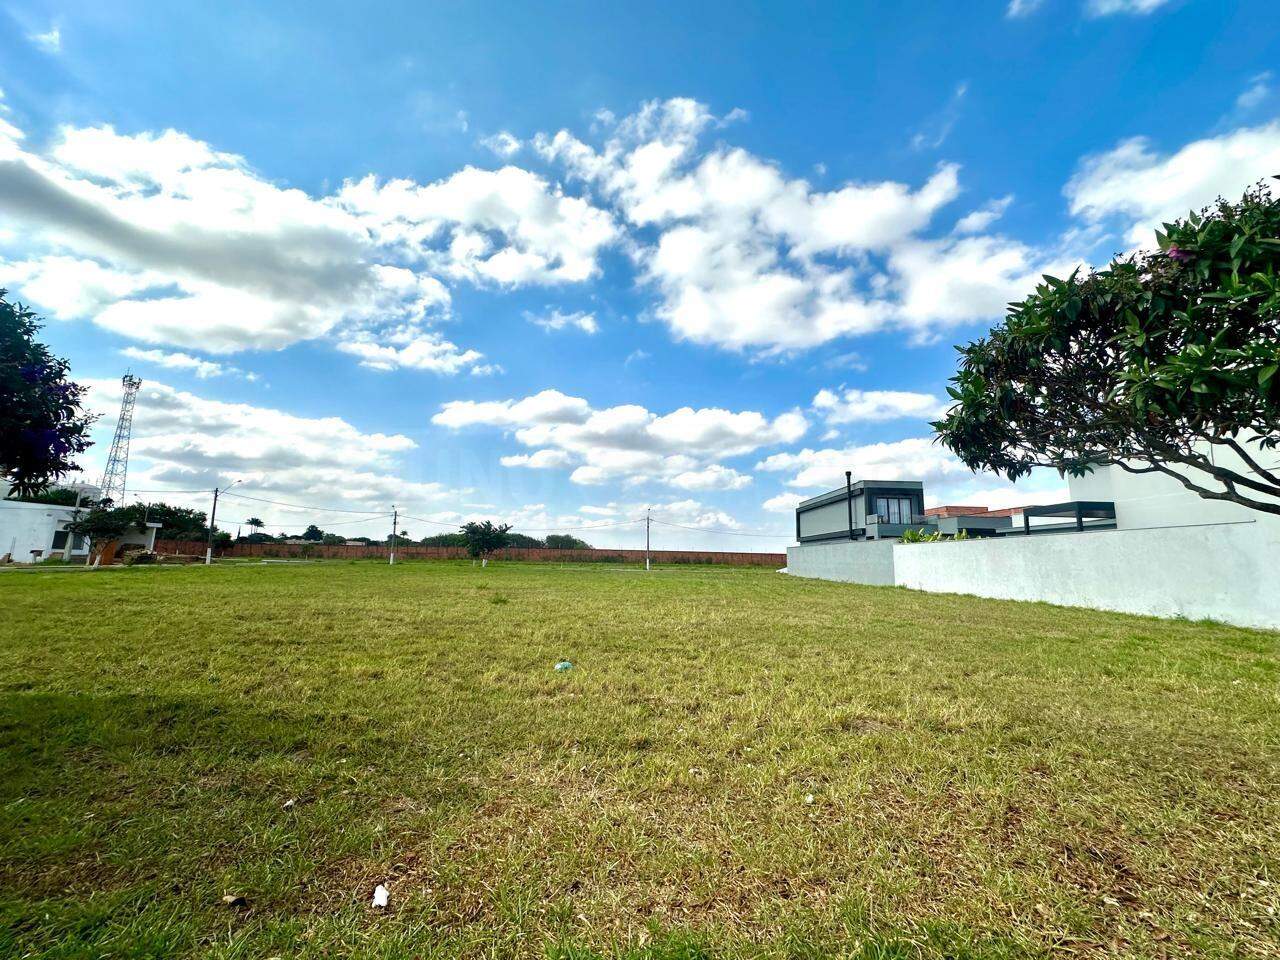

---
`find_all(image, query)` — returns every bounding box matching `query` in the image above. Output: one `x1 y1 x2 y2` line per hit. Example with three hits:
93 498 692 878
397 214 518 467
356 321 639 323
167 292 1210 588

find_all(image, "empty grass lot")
1 561 1278 959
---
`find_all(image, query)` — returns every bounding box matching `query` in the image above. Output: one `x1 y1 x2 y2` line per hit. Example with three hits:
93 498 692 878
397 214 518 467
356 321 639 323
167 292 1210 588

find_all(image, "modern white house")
0 486 161 564
787 447 1280 630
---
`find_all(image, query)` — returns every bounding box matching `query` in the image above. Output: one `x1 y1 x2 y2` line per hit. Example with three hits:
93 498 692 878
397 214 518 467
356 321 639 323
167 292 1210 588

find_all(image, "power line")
219 491 389 515
649 516 787 538
220 513 394 530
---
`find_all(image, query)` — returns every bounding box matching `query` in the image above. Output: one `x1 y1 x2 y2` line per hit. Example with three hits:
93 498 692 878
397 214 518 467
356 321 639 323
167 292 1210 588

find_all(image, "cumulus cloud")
1066 121 1280 247
954 195 1014 233
77 378 465 537
335 329 496 374
813 387 947 423
119 347 256 381
332 165 618 285
756 437 972 491
530 97 1066 352
0 119 619 375
480 131 522 158
762 491 805 513
434 388 805 488
526 308 599 334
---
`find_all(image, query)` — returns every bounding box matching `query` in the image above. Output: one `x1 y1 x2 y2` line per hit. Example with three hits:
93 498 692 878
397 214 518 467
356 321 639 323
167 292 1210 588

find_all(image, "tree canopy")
460 520 512 559
1 291 95 497
934 182 1280 516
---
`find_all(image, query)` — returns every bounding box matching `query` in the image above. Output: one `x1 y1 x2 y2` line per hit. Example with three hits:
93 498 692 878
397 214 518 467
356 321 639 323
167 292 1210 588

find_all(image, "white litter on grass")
804 793 815 805
372 884 389 908
777 567 788 574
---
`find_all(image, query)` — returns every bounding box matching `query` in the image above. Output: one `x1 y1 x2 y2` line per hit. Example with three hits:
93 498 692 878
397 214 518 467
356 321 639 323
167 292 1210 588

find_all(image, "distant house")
794 477 1022 543
0 486 161 564
786 453 1279 629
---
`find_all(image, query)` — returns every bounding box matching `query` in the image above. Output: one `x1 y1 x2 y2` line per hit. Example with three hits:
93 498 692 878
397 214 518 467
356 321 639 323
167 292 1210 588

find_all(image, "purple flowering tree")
1 291 96 497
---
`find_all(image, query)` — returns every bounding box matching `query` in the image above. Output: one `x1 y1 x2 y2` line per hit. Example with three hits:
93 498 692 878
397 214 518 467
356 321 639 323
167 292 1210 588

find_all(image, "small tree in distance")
461 520 512 562
934 182 1280 516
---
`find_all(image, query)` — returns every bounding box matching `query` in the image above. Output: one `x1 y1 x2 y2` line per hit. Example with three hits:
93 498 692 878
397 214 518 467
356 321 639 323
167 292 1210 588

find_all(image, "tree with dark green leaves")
131 503 209 541
934 182 1280 517
65 506 147 561
1 291 96 497
301 524 325 542
460 520 511 560
544 534 591 550
5 486 84 506
418 532 466 547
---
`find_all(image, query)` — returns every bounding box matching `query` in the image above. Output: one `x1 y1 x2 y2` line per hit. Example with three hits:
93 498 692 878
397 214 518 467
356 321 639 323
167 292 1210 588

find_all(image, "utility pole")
645 508 651 572
206 487 220 566
206 480 239 565
390 505 397 565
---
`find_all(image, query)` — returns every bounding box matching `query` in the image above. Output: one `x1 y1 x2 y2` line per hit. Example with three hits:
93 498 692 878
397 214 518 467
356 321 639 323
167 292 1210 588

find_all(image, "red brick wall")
152 539 785 567
924 505 991 518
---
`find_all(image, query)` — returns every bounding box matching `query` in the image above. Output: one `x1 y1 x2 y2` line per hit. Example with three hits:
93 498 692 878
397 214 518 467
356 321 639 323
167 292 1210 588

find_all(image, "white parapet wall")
786 539 897 586
890 519 1280 630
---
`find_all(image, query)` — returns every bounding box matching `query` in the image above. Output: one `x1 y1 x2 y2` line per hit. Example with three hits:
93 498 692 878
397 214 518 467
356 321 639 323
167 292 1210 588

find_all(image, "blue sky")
1 0 1278 548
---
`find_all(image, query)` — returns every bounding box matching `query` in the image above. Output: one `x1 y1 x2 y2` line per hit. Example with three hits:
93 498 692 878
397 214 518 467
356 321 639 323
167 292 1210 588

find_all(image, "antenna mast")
99 373 142 504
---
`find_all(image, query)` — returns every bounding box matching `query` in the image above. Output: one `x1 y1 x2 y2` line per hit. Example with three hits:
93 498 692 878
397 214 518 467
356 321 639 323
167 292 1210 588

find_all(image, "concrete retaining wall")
786 540 897 586
785 519 1280 630
890 520 1280 630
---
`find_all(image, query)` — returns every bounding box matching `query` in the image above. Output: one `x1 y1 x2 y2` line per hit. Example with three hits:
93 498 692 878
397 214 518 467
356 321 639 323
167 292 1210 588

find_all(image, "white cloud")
762 492 805 513
910 82 968 152
0 119 622 374
78 379 464 537
434 388 805 488
119 347 255 381
889 234 1080 338
1006 0 1046 16
527 308 598 334
480 131 522 158
335 326 492 374
668 464 752 491
1066 121 1280 247
0 122 473 362
756 437 973 491
1236 73 1273 112
813 387 947 423
333 164 618 285
1086 0 1174 15
530 97 1066 352
29 25 61 53
954 195 1014 233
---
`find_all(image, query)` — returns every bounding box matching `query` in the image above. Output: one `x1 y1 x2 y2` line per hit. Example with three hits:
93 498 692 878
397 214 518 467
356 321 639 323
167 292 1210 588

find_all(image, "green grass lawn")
1 562 1277 959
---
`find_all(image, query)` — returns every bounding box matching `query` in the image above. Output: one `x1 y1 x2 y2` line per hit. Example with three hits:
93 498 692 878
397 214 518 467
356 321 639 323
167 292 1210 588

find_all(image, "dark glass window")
874 496 914 524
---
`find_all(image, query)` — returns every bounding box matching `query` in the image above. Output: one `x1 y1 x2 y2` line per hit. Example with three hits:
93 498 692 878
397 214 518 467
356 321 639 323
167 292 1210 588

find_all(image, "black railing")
870 513 933 525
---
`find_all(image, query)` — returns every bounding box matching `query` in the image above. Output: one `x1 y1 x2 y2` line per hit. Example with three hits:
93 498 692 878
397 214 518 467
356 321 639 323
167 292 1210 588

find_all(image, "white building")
0 487 162 564
787 445 1280 630
0 499 90 563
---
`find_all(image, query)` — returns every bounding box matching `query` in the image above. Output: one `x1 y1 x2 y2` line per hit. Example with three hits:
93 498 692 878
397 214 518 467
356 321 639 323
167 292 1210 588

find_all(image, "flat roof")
797 479 924 510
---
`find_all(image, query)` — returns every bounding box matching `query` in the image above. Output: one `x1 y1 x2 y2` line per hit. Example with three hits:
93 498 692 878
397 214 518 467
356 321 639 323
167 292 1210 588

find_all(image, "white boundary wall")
786 540 897 586
890 520 1279 630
